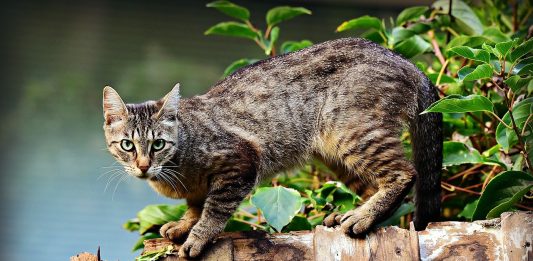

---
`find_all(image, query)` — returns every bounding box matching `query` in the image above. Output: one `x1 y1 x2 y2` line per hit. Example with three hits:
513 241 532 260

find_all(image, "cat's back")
206 37 419 99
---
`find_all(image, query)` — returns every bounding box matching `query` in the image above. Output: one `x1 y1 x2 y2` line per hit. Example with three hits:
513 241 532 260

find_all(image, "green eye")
152 139 166 151
120 139 135 152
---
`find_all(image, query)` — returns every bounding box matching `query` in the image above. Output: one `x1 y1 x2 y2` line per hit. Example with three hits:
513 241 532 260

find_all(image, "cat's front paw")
339 209 375 236
323 212 344 227
160 221 191 242
178 233 210 259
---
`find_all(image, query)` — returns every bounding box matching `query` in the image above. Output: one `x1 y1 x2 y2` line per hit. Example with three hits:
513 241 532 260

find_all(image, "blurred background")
1 0 430 260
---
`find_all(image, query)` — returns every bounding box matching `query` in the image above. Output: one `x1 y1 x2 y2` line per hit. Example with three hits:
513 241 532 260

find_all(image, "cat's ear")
103 86 128 125
155 83 180 120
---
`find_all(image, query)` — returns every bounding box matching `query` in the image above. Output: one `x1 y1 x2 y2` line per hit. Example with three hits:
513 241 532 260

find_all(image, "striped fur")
103 38 442 258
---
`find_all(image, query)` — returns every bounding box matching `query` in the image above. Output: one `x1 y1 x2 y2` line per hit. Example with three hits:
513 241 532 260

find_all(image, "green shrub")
129 0 533 255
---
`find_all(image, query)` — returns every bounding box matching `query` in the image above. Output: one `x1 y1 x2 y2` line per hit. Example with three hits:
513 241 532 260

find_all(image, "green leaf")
396 6 429 25
250 186 302 232
266 6 311 27
427 73 458 85
265 26 280 55
281 40 313 53
457 199 478 220
458 64 493 81
472 171 533 220
443 141 484 167
136 245 175 261
494 39 517 59
447 35 493 50
505 75 532 93
496 97 533 152
391 27 415 45
392 35 431 58
423 94 494 114
205 22 259 40
448 46 490 64
222 58 256 77
482 27 511 43
123 218 140 232
282 215 312 232
510 38 533 62
336 16 383 32
377 203 414 227
137 204 187 235
516 63 533 75
206 0 250 22
433 0 483 35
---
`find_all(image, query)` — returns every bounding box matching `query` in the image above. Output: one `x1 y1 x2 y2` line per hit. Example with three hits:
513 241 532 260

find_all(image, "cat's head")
102 84 180 180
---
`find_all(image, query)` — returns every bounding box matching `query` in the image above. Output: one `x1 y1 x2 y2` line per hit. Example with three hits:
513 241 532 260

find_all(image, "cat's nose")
138 165 149 173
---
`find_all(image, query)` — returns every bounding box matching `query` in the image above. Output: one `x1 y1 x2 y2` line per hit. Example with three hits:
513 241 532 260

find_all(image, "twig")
447 164 483 181
516 203 533 211
508 107 532 170
428 30 446 66
482 165 500 190
446 0 454 43
232 218 266 230
441 181 481 195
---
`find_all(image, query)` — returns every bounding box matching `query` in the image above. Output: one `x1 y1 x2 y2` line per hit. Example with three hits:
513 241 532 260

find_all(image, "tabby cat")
103 38 442 258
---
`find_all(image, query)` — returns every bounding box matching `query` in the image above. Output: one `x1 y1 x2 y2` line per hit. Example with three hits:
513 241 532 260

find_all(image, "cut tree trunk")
140 211 532 260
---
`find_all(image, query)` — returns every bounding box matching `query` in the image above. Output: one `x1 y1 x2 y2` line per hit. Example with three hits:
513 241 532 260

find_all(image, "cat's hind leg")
328 129 415 235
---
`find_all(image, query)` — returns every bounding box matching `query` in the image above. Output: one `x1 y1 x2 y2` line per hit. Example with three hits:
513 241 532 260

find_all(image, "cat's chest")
148 179 188 199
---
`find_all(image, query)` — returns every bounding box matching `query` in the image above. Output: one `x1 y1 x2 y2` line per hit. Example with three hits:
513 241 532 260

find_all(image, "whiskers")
97 163 133 200
154 165 189 194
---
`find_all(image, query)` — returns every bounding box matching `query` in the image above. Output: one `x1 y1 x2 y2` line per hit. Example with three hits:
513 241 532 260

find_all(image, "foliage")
125 0 533 255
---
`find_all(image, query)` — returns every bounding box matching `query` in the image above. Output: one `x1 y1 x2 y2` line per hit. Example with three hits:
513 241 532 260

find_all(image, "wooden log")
501 211 532 261
140 211 533 261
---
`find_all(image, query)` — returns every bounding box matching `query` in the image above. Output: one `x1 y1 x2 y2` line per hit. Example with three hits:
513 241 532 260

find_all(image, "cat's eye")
120 139 135 152
152 139 166 151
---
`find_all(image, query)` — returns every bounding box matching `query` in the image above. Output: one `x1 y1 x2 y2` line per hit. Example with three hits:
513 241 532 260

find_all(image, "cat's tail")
410 76 443 231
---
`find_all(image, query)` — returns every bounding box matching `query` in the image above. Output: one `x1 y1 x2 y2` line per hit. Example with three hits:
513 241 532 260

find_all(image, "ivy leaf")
422 94 494 114
281 40 313 53
504 75 532 93
391 27 415 45
494 39 518 59
336 16 383 32
137 204 187 235
457 199 479 220
427 73 458 85
396 6 429 25
392 35 431 58
205 22 260 40
495 97 533 152
483 27 511 43
447 35 493 50
250 186 302 232
448 46 490 64
509 38 533 62
206 0 250 22
222 58 257 77
458 64 493 81
266 6 311 27
282 215 312 232
433 0 483 35
443 141 484 167
472 171 533 220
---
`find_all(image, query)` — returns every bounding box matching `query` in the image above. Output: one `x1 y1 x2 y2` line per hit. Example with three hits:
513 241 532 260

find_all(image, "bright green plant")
124 0 533 255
